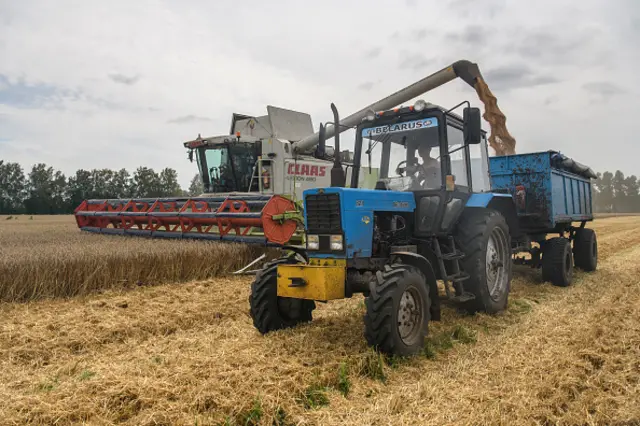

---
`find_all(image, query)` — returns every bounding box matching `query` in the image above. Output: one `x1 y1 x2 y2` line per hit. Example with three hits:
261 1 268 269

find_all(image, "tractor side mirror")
463 107 482 145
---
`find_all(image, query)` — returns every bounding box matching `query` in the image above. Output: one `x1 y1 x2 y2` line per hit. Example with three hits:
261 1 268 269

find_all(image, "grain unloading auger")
74 59 512 246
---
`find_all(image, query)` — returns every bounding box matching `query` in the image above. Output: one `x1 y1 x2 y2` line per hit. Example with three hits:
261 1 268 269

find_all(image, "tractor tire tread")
249 255 315 334
364 264 431 356
455 208 512 314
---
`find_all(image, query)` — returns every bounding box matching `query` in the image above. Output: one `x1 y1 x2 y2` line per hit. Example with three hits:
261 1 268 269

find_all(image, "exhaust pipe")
330 103 346 187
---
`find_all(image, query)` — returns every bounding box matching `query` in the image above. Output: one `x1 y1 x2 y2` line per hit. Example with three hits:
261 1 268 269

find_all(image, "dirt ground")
1 216 639 425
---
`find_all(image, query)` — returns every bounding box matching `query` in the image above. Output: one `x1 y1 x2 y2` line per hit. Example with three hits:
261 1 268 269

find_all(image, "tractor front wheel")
364 264 431 356
249 255 316 334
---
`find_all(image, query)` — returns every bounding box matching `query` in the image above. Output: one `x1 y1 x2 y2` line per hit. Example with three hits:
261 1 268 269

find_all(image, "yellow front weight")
277 259 346 301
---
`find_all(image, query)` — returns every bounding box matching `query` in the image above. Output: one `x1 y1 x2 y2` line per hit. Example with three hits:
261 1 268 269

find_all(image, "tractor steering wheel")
396 160 425 181
395 160 408 177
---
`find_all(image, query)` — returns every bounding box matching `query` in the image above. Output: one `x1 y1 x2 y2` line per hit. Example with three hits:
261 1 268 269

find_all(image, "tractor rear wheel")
542 237 573 287
364 264 431 356
249 254 316 334
573 228 597 272
455 209 512 314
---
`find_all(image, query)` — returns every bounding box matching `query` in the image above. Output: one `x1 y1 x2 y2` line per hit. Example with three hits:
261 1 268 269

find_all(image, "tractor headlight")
414 99 427 112
330 235 344 251
307 235 319 250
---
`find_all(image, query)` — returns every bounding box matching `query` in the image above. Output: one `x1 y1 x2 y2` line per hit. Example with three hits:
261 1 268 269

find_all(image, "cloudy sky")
1 0 638 187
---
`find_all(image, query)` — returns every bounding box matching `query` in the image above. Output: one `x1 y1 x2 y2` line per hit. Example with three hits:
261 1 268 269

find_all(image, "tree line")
593 171 640 214
0 159 638 215
0 160 203 215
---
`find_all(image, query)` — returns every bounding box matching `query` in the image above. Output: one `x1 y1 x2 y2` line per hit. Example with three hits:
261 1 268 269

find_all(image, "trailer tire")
455 208 512 314
573 228 597 272
249 255 316 334
364 263 431 356
542 237 573 287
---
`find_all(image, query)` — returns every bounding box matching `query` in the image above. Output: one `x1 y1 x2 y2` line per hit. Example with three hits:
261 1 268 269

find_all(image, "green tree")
131 167 163 198
0 160 26 214
66 169 93 210
90 169 115 199
159 168 183 197
110 168 132 198
594 171 614 213
188 173 204 196
622 175 640 213
612 170 626 213
23 163 66 214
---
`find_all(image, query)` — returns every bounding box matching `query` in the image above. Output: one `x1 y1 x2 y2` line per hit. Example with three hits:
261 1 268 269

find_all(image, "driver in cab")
412 143 441 189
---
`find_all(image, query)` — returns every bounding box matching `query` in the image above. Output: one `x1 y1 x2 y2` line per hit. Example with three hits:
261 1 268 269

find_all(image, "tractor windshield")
196 143 259 193
359 116 442 191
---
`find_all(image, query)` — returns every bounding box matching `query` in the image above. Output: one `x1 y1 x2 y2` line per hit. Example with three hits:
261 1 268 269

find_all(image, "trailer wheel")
364 264 431 356
249 255 316 334
542 237 573 287
455 209 512 314
573 228 597 272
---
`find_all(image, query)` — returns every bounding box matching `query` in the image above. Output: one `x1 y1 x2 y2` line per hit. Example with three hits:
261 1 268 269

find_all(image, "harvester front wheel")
364 264 431 356
542 237 573 287
249 255 316 334
573 228 597 272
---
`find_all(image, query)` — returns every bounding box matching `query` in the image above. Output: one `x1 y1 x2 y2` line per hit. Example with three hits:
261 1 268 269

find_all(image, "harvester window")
197 144 258 193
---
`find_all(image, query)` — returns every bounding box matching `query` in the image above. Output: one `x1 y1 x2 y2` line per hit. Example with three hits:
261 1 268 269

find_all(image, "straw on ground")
0 216 639 424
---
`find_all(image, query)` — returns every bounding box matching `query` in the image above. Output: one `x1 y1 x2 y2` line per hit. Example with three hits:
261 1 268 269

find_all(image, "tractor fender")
487 198 520 238
465 193 521 238
390 251 441 321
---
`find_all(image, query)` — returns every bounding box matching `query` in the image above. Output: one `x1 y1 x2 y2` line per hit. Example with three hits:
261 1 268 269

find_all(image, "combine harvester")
74 60 493 247
74 106 375 247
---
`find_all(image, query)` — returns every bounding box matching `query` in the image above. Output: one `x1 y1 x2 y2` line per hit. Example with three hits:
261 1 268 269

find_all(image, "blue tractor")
248 61 598 356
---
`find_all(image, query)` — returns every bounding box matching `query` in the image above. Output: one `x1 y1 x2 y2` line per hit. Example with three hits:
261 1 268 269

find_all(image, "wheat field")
0 216 639 425
0 215 264 302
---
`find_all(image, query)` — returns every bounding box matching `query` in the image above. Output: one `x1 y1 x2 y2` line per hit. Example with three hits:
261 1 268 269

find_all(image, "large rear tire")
249 255 316 334
455 209 512 314
542 237 573 287
364 264 431 356
573 228 597 272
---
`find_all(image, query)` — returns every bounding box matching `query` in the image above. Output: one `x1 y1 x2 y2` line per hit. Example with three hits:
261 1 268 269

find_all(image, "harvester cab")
182 105 360 199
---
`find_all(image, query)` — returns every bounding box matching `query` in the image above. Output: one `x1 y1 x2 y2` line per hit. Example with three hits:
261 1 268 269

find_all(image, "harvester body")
75 106 375 244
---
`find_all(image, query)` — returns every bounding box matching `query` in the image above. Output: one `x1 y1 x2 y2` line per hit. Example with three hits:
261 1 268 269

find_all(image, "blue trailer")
489 150 599 286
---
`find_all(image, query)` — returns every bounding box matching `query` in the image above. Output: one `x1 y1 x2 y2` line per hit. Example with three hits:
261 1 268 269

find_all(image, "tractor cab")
351 100 490 236
353 100 490 193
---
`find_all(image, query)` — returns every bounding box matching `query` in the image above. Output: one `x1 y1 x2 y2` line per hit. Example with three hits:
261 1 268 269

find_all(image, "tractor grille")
305 193 342 234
